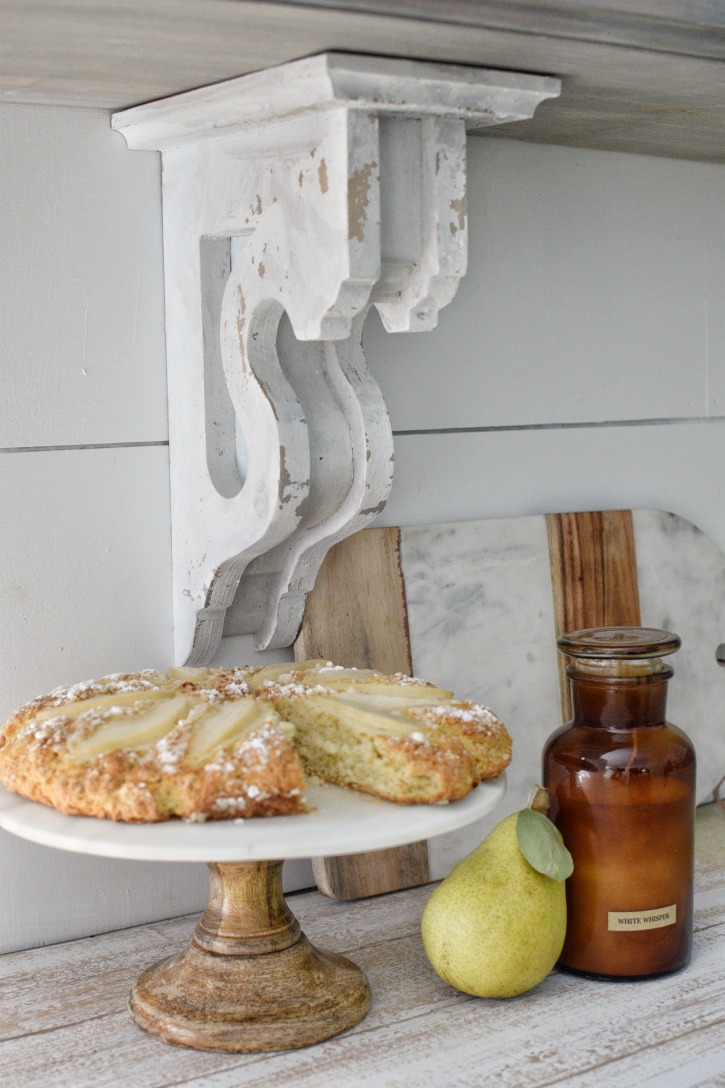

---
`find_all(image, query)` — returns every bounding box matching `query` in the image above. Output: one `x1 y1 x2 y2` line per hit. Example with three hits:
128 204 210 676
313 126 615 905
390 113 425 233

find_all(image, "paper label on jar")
608 905 677 931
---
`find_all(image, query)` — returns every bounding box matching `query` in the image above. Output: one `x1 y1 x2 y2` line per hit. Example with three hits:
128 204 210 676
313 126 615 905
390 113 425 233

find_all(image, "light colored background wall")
1 105 724 952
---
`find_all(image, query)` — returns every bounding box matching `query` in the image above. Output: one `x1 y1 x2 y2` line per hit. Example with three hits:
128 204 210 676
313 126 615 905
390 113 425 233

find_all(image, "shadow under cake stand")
0 777 505 1052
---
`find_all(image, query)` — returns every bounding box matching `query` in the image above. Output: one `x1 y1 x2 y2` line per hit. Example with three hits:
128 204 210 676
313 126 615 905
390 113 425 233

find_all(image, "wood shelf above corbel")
113 52 559 664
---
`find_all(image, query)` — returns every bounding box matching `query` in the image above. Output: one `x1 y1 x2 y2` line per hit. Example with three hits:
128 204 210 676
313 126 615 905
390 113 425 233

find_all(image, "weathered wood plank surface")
1 1 725 159
2 858 725 1086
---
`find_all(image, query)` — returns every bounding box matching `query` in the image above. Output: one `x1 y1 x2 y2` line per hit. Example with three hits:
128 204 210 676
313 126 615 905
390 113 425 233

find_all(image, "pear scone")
0 668 307 822
0 660 510 821
247 661 511 805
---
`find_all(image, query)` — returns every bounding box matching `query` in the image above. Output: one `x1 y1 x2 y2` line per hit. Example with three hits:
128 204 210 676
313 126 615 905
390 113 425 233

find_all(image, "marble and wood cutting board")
295 509 725 900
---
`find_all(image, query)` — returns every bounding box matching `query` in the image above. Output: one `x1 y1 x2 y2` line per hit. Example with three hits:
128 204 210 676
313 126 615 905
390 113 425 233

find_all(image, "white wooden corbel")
113 53 559 664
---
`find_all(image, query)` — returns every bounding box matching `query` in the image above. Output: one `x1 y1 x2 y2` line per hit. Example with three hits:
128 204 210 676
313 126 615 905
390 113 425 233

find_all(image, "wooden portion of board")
294 527 430 900
295 527 412 677
546 509 641 719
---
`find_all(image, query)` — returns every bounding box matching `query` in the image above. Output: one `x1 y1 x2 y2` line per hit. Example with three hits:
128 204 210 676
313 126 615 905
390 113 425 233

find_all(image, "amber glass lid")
557 626 681 659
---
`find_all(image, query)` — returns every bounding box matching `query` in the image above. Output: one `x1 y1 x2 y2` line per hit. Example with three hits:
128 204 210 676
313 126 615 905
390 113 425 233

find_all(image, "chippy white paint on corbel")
113 53 559 664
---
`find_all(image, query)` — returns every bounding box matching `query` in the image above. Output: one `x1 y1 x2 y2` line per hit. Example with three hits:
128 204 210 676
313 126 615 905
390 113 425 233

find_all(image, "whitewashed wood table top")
2 859 725 1087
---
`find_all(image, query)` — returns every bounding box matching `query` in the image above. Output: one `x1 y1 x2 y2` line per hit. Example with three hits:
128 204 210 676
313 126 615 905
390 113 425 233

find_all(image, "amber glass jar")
543 627 695 980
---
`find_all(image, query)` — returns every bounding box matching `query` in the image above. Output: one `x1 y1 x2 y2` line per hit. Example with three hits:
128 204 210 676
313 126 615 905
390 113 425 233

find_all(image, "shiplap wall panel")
706 181 725 417
375 420 725 559
0 105 168 449
364 140 725 431
0 831 208 955
0 445 200 949
0 443 311 951
0 446 173 720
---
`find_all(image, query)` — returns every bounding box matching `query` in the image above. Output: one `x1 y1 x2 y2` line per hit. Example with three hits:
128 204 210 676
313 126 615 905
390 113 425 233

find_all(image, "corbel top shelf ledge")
112 52 560 150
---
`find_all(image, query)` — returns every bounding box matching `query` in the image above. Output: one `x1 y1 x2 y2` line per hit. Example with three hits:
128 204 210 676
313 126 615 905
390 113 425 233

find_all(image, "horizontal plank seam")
323 927 424 955
4 419 723 454
0 1008 121 1044
394 415 725 437
692 918 725 934
0 883 365 962
0 913 200 964
0 441 169 454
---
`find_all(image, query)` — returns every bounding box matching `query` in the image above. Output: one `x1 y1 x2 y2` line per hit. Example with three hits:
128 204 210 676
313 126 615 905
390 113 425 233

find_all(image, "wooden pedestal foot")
129 860 371 1052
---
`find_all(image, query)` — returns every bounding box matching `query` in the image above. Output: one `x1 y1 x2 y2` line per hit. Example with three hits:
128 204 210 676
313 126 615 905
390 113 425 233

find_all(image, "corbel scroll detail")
113 53 559 663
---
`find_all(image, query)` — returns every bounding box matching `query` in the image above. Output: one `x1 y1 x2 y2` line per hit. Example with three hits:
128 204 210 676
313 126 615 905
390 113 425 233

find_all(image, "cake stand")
0 777 505 1052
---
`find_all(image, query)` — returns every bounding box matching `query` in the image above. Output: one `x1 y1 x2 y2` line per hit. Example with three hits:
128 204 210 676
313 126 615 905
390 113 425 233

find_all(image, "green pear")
421 800 570 998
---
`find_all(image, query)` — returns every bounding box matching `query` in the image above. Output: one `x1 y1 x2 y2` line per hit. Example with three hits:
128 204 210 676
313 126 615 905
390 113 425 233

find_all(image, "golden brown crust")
0 662 511 821
401 701 512 782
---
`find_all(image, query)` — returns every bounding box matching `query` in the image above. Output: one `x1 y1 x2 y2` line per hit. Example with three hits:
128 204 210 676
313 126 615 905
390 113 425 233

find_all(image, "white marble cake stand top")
0 776 506 863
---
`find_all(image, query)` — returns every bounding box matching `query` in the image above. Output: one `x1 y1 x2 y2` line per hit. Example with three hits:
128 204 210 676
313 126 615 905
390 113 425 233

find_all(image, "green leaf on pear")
516 807 574 881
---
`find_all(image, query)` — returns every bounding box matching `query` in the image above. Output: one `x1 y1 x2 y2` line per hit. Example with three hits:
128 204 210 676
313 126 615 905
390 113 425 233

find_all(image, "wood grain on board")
294 527 430 900
295 527 412 677
546 509 641 719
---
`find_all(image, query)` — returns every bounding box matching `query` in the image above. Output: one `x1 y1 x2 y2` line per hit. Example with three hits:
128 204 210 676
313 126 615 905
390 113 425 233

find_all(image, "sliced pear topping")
319 676 453 700
311 695 423 738
315 667 380 682
35 688 168 723
301 666 452 699
329 691 452 712
247 661 453 701
169 666 211 682
67 695 189 762
187 699 270 766
246 659 327 691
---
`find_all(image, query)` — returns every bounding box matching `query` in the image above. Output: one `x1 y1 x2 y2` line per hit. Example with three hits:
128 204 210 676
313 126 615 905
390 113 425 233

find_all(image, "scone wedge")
248 662 511 805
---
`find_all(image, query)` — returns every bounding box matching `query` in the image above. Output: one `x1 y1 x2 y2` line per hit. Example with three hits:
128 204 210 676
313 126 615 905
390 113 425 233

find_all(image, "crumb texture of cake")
0 661 511 820
248 662 511 805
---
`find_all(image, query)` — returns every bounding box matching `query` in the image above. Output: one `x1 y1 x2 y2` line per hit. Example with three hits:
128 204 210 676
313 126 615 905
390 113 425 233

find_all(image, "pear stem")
528 786 551 817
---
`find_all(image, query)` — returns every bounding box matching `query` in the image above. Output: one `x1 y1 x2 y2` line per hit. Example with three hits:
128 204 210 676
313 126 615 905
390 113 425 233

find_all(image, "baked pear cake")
0 661 511 822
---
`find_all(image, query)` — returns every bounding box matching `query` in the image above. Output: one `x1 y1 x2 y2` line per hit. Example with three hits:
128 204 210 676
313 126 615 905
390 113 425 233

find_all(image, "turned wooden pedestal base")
129 860 371 1052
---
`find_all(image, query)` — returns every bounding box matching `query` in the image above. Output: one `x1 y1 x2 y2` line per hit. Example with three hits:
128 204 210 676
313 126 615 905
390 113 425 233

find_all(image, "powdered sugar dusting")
259 680 328 698
154 720 192 772
45 671 163 707
404 702 503 734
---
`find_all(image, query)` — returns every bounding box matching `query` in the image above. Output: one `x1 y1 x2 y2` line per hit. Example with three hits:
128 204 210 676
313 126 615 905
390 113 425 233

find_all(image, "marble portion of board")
400 509 725 878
